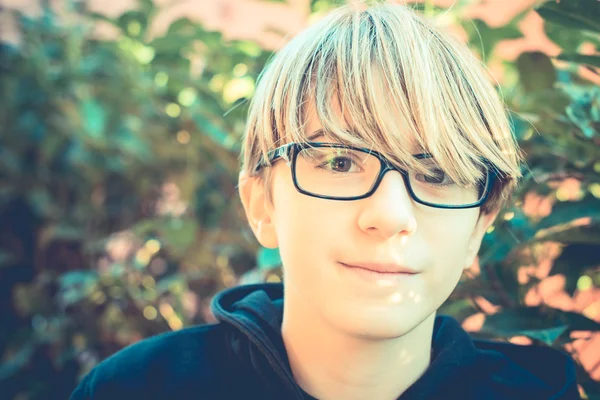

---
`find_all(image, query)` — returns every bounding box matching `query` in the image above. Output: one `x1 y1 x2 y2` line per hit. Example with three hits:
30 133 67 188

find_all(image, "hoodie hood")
210 282 304 398
210 283 580 400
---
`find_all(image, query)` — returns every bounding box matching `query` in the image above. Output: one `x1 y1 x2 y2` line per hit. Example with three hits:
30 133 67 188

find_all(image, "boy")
70 2 580 399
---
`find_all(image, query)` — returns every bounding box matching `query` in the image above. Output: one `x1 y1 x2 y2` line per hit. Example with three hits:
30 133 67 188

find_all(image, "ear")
464 209 499 270
238 171 279 249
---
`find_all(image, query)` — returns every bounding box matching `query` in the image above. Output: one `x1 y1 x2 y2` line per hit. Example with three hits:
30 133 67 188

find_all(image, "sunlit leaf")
116 11 148 38
81 99 106 140
134 218 199 257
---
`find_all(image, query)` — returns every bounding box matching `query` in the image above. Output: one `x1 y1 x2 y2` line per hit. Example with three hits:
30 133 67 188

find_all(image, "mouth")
339 262 420 275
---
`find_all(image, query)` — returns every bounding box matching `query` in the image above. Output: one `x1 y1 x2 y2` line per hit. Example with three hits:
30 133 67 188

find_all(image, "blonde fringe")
241 2 523 213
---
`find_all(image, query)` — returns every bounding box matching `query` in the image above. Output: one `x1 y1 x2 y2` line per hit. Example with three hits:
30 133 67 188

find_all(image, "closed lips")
340 262 419 274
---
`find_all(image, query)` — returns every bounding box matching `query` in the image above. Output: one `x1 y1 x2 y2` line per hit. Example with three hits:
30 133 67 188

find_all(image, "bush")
0 1 599 399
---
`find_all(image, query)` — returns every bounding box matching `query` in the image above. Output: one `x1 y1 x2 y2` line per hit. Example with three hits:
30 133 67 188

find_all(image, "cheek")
275 197 347 260
417 209 479 271
414 211 480 308
272 170 351 253
270 173 349 269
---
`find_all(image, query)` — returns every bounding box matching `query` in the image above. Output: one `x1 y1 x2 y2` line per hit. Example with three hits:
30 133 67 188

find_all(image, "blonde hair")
240 1 523 213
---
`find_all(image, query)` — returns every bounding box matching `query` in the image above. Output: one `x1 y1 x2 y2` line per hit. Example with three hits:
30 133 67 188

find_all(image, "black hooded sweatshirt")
70 283 580 400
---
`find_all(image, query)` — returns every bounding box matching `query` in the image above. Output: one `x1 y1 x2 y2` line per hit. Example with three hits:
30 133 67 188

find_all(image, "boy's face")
240 101 497 340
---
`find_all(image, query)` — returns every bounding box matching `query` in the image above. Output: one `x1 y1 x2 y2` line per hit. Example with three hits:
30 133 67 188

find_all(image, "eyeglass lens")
294 146 485 205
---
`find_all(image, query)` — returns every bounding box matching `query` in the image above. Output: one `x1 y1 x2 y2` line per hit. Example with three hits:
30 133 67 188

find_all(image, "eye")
326 156 355 172
424 169 445 183
313 148 365 173
416 168 454 185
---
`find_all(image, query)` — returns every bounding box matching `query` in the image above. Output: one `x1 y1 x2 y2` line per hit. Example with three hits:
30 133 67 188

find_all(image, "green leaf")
167 17 197 35
536 0 600 33
535 223 600 245
192 113 239 151
114 126 151 161
116 11 148 38
516 52 556 94
161 221 197 256
81 99 106 140
509 111 534 141
39 223 82 248
518 325 568 346
26 189 57 218
235 41 263 58
558 310 600 331
58 270 98 305
156 274 186 294
481 308 561 336
257 247 281 270
543 19 590 51
59 270 98 288
481 307 600 343
562 85 600 138
0 343 34 381
150 34 195 56
138 0 155 16
0 147 22 174
536 195 600 230
40 132 66 162
557 53 600 68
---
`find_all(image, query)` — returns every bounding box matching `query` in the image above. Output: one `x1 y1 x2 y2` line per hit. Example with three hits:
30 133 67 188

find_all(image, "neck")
281 294 435 400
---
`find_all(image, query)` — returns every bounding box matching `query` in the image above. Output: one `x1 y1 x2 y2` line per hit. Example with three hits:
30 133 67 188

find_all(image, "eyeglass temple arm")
254 144 294 172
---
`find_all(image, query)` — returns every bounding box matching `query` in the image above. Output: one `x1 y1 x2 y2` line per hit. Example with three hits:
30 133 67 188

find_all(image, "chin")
336 314 422 340
352 328 412 341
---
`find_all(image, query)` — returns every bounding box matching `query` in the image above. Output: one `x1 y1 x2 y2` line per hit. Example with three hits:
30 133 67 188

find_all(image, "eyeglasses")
254 142 497 209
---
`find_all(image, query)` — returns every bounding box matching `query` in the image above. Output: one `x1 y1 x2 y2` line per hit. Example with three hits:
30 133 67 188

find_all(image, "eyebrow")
306 129 325 141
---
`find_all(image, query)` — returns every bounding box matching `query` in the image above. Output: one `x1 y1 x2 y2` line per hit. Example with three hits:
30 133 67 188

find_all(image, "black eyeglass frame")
254 142 498 209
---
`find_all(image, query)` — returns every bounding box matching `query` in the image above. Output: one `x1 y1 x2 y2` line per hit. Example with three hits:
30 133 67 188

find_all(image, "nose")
357 171 417 240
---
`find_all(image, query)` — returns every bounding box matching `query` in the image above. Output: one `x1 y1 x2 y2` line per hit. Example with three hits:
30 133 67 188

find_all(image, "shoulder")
471 339 580 400
70 322 232 400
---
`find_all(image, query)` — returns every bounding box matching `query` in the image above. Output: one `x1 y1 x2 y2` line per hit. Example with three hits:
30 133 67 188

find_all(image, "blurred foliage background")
0 0 599 399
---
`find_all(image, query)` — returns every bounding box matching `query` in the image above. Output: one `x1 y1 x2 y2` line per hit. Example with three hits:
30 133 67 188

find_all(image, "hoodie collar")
211 282 482 400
